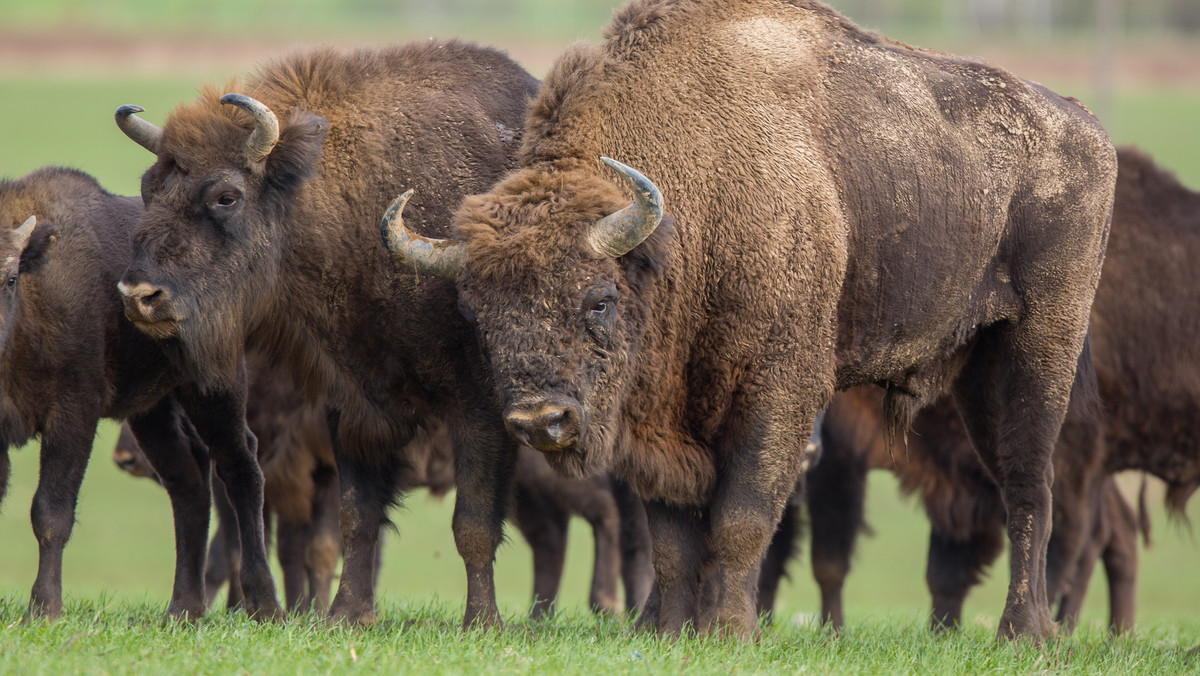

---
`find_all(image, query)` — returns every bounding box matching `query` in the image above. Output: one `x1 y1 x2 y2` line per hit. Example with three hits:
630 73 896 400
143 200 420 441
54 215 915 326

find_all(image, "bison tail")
1066 331 1102 424
1137 474 1154 548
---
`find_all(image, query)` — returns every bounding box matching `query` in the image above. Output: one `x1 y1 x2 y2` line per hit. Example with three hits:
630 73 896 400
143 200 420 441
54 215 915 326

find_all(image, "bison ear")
19 221 59 276
622 212 673 292
264 111 328 194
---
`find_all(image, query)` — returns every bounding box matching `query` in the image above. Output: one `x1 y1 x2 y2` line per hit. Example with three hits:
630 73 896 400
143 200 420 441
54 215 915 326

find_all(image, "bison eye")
583 290 618 347
6 276 14 289
215 193 239 208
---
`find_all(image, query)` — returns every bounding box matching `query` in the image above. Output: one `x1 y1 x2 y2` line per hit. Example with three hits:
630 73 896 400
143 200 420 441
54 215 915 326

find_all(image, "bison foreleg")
638 499 710 637
511 478 569 620
129 398 213 621
449 417 517 631
179 383 282 621
612 479 653 614
805 423 870 630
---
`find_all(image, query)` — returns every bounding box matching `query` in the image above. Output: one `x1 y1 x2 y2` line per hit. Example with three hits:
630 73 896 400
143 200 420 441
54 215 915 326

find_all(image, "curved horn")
380 190 466 281
219 93 280 163
588 157 665 258
115 105 163 154
13 216 36 251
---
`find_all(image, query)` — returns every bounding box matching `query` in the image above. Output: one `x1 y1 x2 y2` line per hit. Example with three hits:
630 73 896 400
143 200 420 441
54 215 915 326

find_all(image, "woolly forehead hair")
160 83 263 168
451 164 631 282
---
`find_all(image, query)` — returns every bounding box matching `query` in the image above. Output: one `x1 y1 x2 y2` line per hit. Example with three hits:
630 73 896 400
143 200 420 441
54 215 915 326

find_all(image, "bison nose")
117 279 171 323
504 398 582 452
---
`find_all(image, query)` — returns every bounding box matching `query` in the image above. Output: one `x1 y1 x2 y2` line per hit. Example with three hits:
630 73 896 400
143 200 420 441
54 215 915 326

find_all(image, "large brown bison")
384 0 1115 638
802 387 1143 633
0 167 279 620
115 43 539 627
800 145 1199 634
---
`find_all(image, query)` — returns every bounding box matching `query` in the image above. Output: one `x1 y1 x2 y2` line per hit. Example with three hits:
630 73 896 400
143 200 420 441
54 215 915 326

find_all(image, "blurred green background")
0 0 1198 630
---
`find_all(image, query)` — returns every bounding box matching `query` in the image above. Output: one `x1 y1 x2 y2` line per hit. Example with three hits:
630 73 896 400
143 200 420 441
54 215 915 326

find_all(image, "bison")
384 0 1115 638
797 145 1199 633
115 42 539 627
801 387 1144 633
0 167 280 620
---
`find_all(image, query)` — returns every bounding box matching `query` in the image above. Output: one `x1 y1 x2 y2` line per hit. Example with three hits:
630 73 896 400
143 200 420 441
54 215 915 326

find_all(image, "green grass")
1 599 1198 675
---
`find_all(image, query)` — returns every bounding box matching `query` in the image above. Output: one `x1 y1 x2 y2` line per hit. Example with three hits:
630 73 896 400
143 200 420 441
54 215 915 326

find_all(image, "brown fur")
444 0 1115 638
121 43 539 627
0 167 279 620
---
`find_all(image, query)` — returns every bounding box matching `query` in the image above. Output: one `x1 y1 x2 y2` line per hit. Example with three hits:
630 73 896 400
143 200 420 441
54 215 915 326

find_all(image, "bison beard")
392 0 1116 640
116 42 540 628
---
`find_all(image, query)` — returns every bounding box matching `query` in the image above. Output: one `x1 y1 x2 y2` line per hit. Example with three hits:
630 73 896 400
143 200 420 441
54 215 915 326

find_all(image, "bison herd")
0 0 1195 643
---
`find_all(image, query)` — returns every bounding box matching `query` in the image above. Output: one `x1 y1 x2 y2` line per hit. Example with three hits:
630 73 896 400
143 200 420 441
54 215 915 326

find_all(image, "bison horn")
219 93 280 163
13 216 36 251
589 157 664 258
380 190 466 281
115 105 163 154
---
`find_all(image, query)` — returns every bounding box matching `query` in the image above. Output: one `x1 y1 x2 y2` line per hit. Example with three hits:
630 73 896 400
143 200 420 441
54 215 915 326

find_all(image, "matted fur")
445 0 1116 637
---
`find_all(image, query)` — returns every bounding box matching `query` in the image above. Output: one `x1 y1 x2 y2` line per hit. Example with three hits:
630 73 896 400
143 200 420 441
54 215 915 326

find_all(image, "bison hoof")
329 600 377 627
462 606 502 632
245 600 285 622
996 608 1056 643
24 596 62 623
164 599 206 623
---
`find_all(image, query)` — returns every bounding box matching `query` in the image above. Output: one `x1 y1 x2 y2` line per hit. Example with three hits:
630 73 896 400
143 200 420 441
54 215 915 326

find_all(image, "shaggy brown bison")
384 0 1115 638
0 167 279 620
802 387 1143 633
115 43 539 627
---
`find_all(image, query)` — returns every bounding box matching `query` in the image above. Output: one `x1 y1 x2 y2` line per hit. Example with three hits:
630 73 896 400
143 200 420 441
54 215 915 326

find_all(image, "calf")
0 167 279 619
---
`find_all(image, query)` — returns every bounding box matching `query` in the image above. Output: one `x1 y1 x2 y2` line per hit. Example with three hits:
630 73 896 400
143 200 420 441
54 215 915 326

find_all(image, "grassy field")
1 4 1199 673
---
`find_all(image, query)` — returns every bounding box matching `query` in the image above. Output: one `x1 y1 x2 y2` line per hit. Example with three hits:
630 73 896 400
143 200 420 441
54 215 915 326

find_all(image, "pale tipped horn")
380 190 466 280
13 216 36 251
220 93 280 163
115 105 163 154
588 157 665 258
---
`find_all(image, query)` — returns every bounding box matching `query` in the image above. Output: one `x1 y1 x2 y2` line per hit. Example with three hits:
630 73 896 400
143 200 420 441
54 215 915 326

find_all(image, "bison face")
115 97 326 389
0 216 57 351
386 159 671 478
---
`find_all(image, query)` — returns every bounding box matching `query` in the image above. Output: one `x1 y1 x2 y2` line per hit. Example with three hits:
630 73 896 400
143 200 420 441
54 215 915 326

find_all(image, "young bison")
0 167 280 620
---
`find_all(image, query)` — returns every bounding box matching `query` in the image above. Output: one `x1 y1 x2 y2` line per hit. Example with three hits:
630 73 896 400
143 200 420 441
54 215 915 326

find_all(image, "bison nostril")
503 399 583 452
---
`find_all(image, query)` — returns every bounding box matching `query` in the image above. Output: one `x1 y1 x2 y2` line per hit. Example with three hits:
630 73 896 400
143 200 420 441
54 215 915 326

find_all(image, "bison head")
114 94 327 388
0 216 58 351
382 158 672 477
